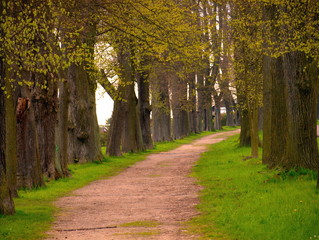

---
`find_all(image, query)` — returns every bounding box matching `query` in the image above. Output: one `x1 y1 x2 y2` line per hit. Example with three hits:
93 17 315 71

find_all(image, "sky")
95 83 113 125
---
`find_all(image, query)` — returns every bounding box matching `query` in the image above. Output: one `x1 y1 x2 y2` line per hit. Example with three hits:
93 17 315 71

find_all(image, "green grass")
120 220 160 228
115 230 160 237
191 134 319 240
0 128 238 240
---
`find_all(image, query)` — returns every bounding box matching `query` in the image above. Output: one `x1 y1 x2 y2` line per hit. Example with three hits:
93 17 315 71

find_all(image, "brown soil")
45 129 240 240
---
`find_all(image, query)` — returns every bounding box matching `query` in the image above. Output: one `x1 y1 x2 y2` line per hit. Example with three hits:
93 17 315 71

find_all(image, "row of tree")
101 0 239 156
1 0 319 216
0 0 237 216
232 0 319 171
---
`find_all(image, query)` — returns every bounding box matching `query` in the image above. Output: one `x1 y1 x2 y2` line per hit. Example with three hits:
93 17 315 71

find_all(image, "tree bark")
0 53 15 215
262 55 286 167
5 81 17 199
137 58 153 150
55 78 70 178
107 41 144 155
151 63 172 142
117 44 144 153
67 20 102 163
121 83 144 153
16 80 44 189
249 102 259 158
67 62 103 163
239 108 251 146
213 94 222 130
170 67 190 140
198 71 214 132
188 72 199 133
107 99 125 156
33 73 57 180
282 52 319 169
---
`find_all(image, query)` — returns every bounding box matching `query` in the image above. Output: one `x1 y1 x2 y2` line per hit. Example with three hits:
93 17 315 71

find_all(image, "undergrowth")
0 127 237 240
191 134 319 240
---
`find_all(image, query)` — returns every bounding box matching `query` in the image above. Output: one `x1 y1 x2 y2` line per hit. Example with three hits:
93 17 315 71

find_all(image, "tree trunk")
239 108 251 146
4 72 17 198
249 102 259 158
224 96 236 127
117 44 144 153
262 55 287 167
151 63 172 142
282 51 319 170
33 73 57 180
197 73 205 132
68 62 102 163
213 98 222 130
67 21 102 163
170 68 190 140
107 99 125 156
137 61 153 150
258 107 263 130
0 54 15 215
189 72 199 133
16 81 44 189
198 73 214 132
121 83 144 153
55 79 70 178
107 41 144 155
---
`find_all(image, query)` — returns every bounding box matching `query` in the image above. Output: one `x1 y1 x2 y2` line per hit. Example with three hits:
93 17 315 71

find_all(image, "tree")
64 1 103 163
0 0 103 213
232 0 319 166
0 21 15 213
262 1 319 169
96 0 203 150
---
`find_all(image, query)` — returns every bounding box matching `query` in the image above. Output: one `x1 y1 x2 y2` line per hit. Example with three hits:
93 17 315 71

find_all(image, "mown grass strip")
0 127 237 240
191 134 319 240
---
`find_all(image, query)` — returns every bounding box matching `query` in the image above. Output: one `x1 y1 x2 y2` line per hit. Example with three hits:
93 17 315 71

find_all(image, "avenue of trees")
1 0 319 215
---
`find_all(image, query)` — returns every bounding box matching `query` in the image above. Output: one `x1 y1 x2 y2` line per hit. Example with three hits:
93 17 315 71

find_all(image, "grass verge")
191 134 319 240
0 127 237 240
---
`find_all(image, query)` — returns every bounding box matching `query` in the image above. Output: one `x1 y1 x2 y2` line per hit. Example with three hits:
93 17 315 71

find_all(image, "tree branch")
98 69 116 100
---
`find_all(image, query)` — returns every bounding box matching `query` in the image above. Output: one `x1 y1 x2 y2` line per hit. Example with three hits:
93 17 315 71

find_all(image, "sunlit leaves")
231 0 319 58
0 0 99 91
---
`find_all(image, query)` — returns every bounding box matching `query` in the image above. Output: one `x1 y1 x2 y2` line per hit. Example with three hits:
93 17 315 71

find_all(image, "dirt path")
45 129 240 240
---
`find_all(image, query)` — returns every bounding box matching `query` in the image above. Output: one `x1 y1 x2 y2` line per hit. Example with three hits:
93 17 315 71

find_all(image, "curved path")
46 129 240 240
